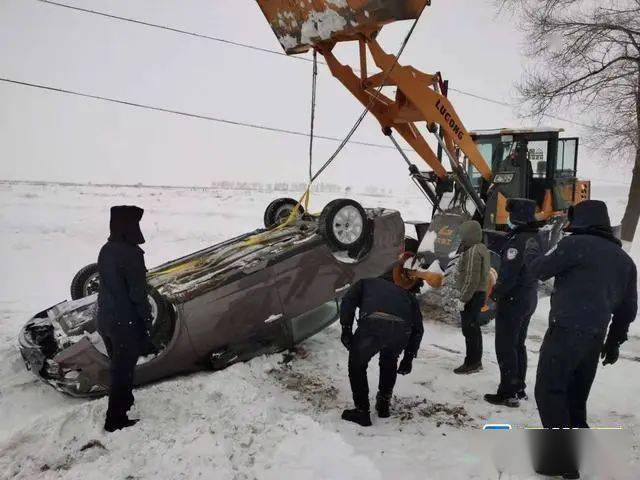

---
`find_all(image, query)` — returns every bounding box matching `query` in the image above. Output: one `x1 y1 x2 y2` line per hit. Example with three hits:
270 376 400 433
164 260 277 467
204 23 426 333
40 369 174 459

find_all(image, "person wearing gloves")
452 220 491 375
97 205 154 432
525 200 637 429
339 274 424 427
484 199 541 407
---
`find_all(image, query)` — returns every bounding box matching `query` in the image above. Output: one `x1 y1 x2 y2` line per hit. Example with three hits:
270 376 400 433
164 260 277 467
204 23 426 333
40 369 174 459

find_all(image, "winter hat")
458 220 483 248
109 205 145 245
506 198 537 226
566 200 611 232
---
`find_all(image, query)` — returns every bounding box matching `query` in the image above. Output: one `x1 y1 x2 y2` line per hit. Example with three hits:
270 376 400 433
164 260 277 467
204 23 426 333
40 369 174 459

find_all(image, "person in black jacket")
484 199 541 407
525 200 637 429
97 206 153 432
339 275 424 427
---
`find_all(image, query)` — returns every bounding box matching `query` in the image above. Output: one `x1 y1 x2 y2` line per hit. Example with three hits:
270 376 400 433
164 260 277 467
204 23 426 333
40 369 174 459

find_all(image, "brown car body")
19 208 404 396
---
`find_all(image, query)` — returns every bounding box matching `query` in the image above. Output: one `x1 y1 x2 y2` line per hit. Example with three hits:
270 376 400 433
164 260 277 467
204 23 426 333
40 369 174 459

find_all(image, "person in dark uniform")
97 206 153 432
484 199 541 407
525 200 637 429
339 275 424 427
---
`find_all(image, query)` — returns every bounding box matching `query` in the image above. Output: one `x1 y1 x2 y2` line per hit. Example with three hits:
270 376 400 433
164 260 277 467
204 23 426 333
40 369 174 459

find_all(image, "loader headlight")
493 173 515 184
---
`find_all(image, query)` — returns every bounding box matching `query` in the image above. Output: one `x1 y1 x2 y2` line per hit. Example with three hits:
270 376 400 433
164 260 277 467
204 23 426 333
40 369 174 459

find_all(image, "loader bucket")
255 0 430 54
417 212 469 269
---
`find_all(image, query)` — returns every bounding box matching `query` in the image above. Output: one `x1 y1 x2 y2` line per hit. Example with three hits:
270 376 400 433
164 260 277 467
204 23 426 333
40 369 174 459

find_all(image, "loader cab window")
476 142 495 168
527 141 549 179
468 141 495 190
556 138 578 178
467 164 483 190
524 140 551 207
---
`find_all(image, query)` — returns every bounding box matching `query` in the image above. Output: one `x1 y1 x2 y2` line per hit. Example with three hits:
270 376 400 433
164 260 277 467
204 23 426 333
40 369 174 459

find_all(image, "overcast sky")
0 0 629 190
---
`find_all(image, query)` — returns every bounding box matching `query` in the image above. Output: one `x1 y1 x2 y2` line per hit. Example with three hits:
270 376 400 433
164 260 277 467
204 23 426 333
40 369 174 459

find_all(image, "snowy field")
0 181 638 479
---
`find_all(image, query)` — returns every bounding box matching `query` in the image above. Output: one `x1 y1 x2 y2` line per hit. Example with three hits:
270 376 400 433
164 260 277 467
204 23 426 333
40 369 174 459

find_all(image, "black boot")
517 390 528 401
375 393 391 418
104 417 139 433
453 362 483 375
341 408 372 427
484 393 519 408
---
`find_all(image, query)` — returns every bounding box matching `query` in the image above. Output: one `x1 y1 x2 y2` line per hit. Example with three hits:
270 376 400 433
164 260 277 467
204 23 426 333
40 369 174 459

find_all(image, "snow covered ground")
0 182 638 479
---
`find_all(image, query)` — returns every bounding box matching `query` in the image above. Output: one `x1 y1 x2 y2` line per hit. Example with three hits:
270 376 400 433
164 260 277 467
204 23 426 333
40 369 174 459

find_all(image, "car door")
181 265 285 357
271 241 351 321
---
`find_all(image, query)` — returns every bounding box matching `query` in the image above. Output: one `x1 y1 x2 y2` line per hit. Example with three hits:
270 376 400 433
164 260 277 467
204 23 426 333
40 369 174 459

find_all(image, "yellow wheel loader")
255 0 591 321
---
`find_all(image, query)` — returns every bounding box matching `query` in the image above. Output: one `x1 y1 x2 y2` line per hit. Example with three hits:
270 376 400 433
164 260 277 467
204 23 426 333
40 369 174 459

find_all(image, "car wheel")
264 198 304 229
71 263 100 300
318 199 370 251
147 288 174 348
70 264 172 345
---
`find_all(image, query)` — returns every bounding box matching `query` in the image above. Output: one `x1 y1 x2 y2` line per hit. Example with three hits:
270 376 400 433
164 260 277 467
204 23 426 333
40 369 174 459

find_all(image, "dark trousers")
461 292 485 365
535 326 604 428
348 317 411 411
101 329 142 423
495 289 537 396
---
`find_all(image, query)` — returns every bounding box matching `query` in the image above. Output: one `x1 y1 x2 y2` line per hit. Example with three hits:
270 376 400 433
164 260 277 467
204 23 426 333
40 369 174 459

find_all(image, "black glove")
397 355 413 375
341 327 353 350
601 337 620 366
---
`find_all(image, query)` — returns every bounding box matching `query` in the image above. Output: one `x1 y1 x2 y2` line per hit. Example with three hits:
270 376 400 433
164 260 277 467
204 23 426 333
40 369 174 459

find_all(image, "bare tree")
499 0 640 242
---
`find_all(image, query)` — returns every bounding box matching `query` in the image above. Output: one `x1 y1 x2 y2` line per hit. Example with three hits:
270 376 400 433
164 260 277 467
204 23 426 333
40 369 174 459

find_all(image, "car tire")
70 263 100 300
70 264 172 346
147 288 173 348
264 198 304 229
318 199 370 251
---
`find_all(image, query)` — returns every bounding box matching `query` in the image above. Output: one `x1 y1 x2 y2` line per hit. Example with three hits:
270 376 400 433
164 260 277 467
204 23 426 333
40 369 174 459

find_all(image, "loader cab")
467 128 587 230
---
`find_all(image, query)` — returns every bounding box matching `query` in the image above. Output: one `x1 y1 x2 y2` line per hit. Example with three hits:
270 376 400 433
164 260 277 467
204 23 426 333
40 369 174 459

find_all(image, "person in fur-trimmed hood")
525 200 637 430
452 220 491 374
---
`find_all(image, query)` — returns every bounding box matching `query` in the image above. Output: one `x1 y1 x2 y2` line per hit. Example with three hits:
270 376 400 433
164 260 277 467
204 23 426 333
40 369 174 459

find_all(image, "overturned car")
19 198 404 397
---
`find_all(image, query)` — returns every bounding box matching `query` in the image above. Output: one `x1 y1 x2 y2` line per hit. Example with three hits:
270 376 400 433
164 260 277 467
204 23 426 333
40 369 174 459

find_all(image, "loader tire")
319 199 370 251
70 263 100 300
264 198 304 229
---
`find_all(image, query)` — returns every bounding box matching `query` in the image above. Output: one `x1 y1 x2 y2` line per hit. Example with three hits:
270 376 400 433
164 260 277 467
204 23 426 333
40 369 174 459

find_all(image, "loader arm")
318 40 447 179
255 0 492 216
365 37 493 182
317 36 492 215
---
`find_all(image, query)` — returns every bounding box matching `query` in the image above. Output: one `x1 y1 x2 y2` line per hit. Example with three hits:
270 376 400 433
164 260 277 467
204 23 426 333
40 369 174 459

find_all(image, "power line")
0 76 408 151
36 0 310 64
35 0 605 132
